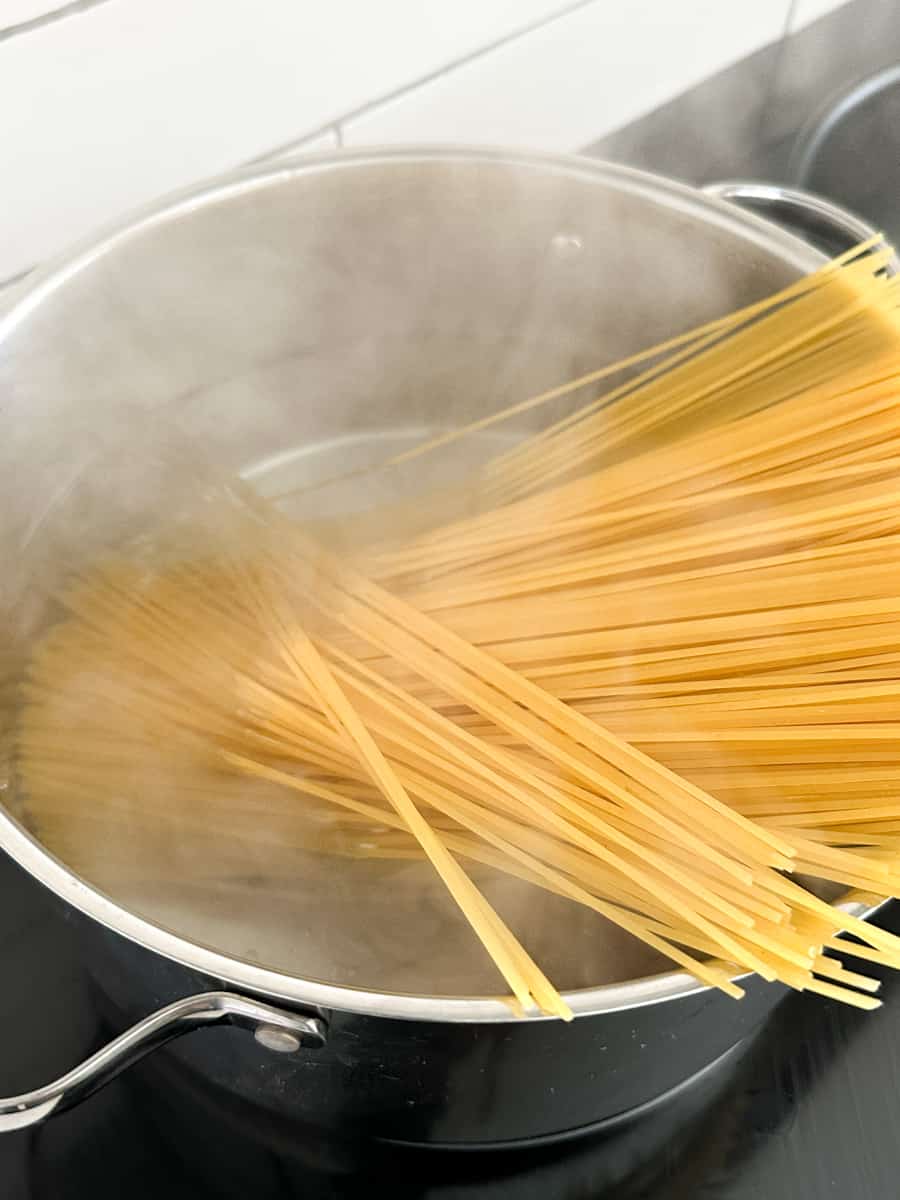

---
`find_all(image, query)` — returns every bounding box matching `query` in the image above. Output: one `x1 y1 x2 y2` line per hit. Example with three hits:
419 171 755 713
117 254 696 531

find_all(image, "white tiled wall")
0 0 68 27
789 0 851 31
343 0 787 150
0 0 794 282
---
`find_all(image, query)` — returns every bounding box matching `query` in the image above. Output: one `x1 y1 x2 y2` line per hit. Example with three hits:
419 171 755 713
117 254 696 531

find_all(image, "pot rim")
0 143 868 1024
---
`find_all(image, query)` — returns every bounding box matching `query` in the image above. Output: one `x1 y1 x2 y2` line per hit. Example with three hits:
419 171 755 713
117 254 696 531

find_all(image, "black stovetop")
2 847 900 1200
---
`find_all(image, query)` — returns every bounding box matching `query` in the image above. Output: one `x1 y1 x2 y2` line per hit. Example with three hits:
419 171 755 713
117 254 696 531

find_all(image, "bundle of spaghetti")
17 509 900 1013
17 236 900 1016
16 547 784 1008
309 242 900 856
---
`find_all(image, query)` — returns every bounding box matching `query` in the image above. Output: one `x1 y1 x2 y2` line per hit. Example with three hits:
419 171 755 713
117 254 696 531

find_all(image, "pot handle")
701 180 888 261
0 990 326 1132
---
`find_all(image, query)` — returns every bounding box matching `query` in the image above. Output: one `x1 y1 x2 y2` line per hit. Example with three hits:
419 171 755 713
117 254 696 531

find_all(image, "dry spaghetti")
18 237 900 1016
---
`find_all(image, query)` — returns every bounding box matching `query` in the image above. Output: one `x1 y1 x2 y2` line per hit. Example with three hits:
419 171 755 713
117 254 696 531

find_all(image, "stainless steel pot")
0 147 883 1145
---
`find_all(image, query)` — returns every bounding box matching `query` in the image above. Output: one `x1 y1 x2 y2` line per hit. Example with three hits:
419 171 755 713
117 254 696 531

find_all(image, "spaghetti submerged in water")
18 238 900 1017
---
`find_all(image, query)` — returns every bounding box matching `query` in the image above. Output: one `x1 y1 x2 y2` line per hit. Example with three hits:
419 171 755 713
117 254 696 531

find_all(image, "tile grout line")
0 263 35 292
752 0 800 151
333 0 604 126
256 0 602 160
784 0 800 35
0 0 118 44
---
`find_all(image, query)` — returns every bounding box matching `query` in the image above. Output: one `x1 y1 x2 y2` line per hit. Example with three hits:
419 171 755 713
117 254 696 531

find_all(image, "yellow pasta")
16 237 900 1016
